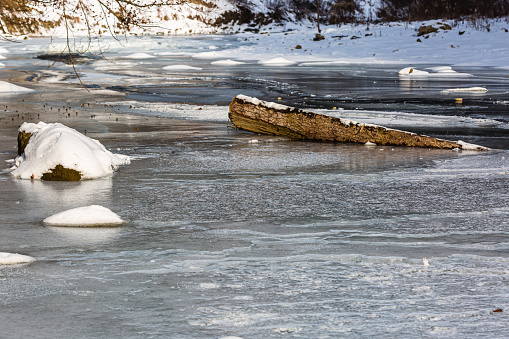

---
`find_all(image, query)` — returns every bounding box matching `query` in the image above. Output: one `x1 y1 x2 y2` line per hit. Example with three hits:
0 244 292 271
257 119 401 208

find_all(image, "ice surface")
43 205 124 227
0 252 35 265
10 122 130 180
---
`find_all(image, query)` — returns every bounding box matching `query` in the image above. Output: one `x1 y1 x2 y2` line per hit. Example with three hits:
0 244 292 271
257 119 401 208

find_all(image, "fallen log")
229 95 487 150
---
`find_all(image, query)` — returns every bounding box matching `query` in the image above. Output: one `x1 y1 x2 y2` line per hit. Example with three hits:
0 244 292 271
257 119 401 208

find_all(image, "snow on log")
229 95 487 150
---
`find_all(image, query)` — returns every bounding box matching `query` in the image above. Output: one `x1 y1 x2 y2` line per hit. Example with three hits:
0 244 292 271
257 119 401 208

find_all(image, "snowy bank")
0 252 35 265
43 205 124 227
9 122 130 180
0 81 34 94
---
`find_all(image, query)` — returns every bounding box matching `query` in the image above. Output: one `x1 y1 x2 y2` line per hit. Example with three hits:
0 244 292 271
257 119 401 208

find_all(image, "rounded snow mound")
259 57 297 66
43 205 124 227
123 52 154 59
0 252 35 265
211 59 245 66
10 122 130 180
163 65 203 71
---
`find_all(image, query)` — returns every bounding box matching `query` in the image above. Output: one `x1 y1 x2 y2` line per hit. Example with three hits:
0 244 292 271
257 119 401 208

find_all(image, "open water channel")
1 35 509 338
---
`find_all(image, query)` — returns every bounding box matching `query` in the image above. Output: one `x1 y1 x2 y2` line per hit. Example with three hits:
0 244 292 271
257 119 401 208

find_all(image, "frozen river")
1 35 509 338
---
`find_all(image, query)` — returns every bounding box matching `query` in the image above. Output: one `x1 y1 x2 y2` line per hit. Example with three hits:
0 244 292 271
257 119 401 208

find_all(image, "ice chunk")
43 205 124 227
10 122 130 180
0 252 35 265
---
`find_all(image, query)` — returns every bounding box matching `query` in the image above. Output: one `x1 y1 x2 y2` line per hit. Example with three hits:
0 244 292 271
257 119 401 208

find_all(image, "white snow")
442 87 488 93
399 66 472 77
10 122 130 180
0 81 34 93
211 59 245 66
123 52 154 59
259 57 297 66
43 205 124 227
0 252 35 265
0 62 4 68
236 94 294 112
162 65 203 71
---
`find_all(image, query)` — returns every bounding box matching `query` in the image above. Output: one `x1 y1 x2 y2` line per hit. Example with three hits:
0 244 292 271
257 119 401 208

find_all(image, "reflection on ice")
46 226 121 245
15 177 113 216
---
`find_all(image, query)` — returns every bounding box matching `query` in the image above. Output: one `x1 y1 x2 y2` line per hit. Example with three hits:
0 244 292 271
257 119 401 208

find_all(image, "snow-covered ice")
211 59 245 66
163 65 203 71
0 252 35 265
259 57 297 66
9 122 130 180
0 81 34 93
43 205 124 227
441 87 488 93
123 53 154 59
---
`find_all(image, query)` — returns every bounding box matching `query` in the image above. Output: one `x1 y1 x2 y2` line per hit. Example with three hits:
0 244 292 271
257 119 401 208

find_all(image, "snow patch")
162 64 203 71
43 205 124 227
211 59 245 66
442 87 488 93
10 122 130 180
0 81 34 93
123 52 154 59
259 57 297 66
0 252 35 265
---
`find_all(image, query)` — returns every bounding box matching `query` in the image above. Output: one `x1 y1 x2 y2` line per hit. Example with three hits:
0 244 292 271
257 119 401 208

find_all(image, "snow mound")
123 52 154 59
43 205 124 227
0 54 5 60
259 57 297 66
442 87 488 93
398 67 429 76
399 66 472 77
0 81 34 93
0 252 35 265
10 122 130 180
163 65 203 71
211 59 245 66
0 62 4 68
0 47 9 54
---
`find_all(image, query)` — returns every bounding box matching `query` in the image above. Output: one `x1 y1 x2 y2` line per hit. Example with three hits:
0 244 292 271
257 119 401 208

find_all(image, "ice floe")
9 122 130 180
43 205 124 227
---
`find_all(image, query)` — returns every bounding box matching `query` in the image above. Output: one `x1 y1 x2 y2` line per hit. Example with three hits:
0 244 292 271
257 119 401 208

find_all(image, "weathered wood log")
229 95 486 150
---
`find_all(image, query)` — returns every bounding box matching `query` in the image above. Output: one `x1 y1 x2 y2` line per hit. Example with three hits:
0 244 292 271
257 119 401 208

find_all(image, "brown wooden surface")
229 96 467 149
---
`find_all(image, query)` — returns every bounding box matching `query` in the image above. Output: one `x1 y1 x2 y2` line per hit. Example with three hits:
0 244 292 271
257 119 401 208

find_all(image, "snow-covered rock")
43 205 124 227
398 67 429 76
9 122 130 180
0 252 35 265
